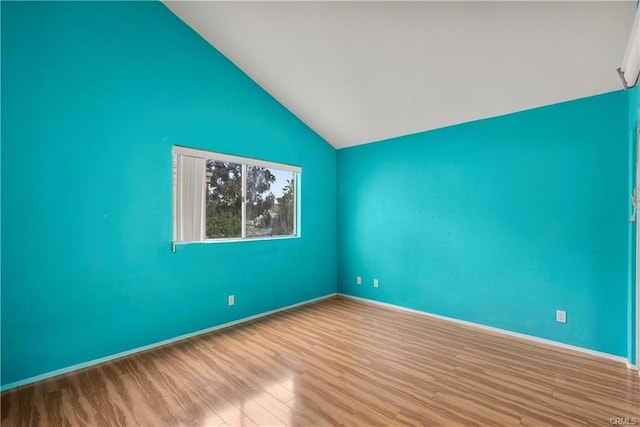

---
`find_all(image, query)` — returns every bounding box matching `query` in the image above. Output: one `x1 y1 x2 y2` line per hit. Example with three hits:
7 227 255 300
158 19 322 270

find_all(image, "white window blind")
175 155 206 242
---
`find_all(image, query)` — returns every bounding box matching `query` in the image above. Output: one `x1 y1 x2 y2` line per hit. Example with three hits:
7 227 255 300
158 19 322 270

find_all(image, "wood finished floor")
2 296 639 426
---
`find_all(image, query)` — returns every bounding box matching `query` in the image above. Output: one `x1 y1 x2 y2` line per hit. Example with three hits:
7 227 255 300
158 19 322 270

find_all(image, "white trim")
174 145 301 174
172 151 178 244
1 293 337 392
627 361 638 370
175 235 300 245
338 294 629 365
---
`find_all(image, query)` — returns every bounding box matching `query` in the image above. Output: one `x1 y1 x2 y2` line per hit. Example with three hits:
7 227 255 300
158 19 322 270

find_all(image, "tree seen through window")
205 160 295 239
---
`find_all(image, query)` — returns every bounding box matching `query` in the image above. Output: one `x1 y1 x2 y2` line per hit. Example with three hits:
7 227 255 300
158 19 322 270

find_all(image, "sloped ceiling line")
164 1 636 149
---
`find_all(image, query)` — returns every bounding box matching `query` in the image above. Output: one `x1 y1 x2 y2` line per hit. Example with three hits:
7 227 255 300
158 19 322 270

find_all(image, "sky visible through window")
270 168 294 202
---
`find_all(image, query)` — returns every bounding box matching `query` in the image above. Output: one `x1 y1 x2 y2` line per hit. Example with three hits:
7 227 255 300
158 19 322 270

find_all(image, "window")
173 146 300 243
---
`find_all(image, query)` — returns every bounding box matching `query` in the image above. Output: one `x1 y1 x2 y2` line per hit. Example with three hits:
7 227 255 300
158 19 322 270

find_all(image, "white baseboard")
1 293 337 392
338 293 630 366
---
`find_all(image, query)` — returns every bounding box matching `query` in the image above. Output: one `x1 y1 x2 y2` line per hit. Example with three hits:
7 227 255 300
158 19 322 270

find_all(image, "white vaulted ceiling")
163 1 636 149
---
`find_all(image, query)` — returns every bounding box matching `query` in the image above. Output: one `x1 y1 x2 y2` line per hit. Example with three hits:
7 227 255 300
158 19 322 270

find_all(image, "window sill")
175 235 300 246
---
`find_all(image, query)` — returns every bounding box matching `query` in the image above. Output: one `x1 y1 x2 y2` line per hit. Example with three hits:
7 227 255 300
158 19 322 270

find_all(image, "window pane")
246 166 295 238
206 160 242 239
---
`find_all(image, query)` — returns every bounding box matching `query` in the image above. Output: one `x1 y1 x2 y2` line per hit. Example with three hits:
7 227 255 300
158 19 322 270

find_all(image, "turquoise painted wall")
338 92 629 357
1 1 336 386
628 85 639 365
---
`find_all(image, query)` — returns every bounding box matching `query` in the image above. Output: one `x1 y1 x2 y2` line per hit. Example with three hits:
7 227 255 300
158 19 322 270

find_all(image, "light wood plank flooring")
2 296 639 426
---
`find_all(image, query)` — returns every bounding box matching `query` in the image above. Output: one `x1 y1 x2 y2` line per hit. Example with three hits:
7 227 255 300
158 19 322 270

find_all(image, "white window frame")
172 145 301 245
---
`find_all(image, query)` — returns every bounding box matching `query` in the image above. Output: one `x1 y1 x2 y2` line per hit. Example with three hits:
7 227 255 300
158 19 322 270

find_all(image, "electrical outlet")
356 276 362 285
373 278 379 288
556 310 566 323
228 295 235 306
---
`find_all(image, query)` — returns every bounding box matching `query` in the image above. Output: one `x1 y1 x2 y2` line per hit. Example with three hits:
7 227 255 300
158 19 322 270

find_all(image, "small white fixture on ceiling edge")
618 7 640 89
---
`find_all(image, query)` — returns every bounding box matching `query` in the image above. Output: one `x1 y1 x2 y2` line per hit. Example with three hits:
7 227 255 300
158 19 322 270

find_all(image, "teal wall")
338 92 629 357
628 85 639 365
1 1 336 387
